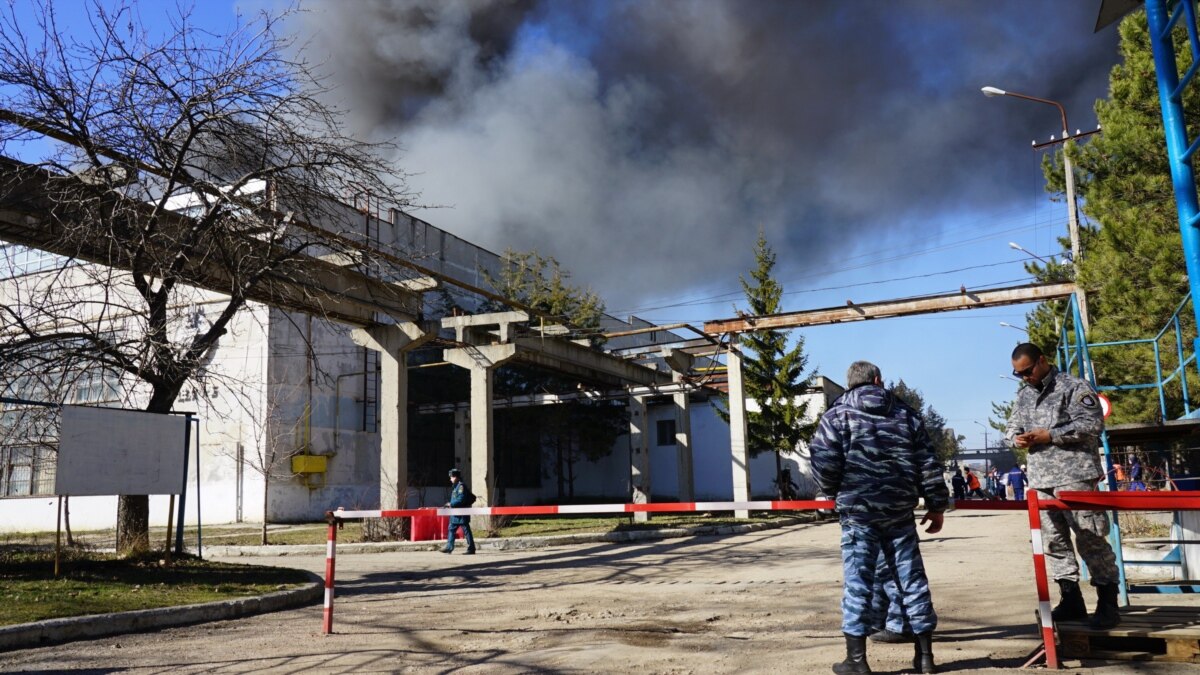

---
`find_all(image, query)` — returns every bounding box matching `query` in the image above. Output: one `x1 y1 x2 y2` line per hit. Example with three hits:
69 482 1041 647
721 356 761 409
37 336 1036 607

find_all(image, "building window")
656 419 676 447
0 405 58 497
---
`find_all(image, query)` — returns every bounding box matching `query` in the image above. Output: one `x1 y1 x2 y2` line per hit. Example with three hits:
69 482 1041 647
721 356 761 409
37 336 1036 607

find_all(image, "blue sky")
7 1 1132 450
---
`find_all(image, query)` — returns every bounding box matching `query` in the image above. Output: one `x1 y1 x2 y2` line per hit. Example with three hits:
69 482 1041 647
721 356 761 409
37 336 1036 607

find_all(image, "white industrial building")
0 189 841 533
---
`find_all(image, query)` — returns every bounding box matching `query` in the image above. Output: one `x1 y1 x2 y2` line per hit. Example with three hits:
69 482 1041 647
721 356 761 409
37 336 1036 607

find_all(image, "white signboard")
55 405 188 496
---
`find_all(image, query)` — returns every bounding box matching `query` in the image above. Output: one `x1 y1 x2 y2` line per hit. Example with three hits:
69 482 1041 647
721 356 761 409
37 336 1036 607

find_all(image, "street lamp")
974 420 990 451
999 321 1028 332
1008 241 1054 265
983 85 1090 331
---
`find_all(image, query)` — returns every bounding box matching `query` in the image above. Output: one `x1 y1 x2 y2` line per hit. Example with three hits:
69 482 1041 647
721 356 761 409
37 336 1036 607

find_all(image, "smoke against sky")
304 0 1120 318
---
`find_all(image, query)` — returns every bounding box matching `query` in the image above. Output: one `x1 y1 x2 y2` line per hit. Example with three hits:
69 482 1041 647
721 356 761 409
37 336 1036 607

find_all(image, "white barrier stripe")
335 509 383 518
695 501 772 511
324 587 333 608
335 499 828 521
1030 529 1043 556
559 504 625 514
327 540 335 559
440 507 493 516
1038 600 1053 628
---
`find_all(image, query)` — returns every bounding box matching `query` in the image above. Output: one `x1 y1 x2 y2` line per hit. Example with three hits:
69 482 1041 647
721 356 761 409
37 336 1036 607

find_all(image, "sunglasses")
1013 359 1041 378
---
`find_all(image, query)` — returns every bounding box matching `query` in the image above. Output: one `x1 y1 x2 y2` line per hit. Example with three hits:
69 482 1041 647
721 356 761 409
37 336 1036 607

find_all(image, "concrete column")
629 393 651 523
727 345 752 518
664 349 695 504
443 345 518 515
673 375 694 504
352 322 432 510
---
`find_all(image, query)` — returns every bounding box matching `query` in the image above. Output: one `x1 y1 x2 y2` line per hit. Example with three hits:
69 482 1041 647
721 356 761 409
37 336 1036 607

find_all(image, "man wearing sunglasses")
1006 342 1119 629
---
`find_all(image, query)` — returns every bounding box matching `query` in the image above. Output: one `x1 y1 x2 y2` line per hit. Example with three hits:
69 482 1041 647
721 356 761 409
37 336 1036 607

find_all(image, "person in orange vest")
1113 461 1127 490
963 467 983 498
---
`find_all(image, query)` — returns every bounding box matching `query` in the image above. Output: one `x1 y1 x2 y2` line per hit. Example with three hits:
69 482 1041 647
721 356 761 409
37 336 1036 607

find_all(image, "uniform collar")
1032 365 1060 393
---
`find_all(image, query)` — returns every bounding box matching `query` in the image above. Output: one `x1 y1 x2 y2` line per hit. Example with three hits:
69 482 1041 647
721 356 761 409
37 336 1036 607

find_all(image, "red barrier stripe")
490 505 561 516
1056 490 1200 510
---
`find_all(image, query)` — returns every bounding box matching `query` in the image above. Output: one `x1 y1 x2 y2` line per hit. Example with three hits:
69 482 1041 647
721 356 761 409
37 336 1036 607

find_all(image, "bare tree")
0 1 412 554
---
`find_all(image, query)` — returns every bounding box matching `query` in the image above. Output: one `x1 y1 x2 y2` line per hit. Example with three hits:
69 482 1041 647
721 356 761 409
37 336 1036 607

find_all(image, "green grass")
0 550 312 627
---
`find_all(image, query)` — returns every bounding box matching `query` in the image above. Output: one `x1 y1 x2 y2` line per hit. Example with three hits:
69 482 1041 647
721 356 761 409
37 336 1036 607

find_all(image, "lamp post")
999 321 1028 333
1008 241 1054 265
983 86 1090 332
974 420 990 451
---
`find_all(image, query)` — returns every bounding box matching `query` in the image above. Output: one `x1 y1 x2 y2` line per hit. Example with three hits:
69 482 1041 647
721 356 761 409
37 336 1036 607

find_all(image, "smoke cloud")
304 0 1120 316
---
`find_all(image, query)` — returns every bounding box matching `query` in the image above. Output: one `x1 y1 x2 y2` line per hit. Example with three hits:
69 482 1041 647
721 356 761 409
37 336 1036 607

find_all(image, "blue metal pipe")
1147 0 1200 377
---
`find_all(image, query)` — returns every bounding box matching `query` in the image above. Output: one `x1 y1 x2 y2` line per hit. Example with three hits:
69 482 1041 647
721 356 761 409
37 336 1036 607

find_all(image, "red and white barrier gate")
319 498 1033 635
1025 490 1200 669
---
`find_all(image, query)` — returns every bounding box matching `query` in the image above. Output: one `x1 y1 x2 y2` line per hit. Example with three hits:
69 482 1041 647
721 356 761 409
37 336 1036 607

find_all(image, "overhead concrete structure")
0 158 422 326
0 152 690 528
440 311 670 514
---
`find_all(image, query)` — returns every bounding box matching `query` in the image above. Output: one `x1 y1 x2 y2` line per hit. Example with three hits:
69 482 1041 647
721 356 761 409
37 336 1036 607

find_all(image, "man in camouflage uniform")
1006 342 1120 629
811 361 948 675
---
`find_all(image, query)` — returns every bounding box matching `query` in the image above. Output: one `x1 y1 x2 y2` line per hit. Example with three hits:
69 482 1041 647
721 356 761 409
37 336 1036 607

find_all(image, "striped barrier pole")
323 517 338 635
1027 490 1059 669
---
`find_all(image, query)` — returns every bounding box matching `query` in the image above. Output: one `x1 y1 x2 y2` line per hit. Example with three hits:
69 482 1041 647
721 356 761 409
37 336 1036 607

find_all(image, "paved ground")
2 509 1198 674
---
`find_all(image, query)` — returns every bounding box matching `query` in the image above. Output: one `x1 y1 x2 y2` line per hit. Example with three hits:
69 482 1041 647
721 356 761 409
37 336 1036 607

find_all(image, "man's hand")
1013 428 1051 448
920 511 944 534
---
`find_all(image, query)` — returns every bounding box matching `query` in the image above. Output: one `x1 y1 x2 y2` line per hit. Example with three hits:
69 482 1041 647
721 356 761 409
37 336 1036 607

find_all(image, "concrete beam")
704 282 1079 334
512 337 667 388
441 311 529 344
0 163 422 326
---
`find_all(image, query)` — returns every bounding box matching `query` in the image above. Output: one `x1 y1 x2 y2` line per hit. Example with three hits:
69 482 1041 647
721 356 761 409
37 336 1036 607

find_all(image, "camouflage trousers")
1035 481 1119 585
871 550 908 634
839 517 936 636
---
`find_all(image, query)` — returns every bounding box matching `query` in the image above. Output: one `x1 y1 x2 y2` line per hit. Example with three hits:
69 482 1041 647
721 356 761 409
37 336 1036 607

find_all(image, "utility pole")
982 86 1097 332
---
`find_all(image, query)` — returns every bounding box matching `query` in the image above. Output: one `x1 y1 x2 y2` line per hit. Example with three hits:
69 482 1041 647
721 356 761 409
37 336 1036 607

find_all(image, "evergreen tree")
988 399 1025 466
482 248 624 502
483 248 605 347
721 232 816 478
890 380 962 465
1028 12 1199 424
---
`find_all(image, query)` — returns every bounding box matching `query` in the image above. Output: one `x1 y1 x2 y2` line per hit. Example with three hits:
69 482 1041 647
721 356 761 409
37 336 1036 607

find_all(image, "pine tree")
721 232 815 481
481 248 624 502
1029 12 1199 423
890 380 962 465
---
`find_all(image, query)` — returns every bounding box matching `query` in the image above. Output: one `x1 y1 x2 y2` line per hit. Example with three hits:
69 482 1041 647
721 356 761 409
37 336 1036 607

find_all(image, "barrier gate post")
323 516 338 635
1027 491 1059 669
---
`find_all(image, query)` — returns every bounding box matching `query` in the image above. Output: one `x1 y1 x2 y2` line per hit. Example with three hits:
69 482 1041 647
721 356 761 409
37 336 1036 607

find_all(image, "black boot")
832 634 871 674
1051 579 1088 622
1089 583 1121 629
912 632 935 674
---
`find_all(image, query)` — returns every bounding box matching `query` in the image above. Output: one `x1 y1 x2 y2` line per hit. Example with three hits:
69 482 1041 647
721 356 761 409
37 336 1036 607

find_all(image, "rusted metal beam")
704 282 1078 334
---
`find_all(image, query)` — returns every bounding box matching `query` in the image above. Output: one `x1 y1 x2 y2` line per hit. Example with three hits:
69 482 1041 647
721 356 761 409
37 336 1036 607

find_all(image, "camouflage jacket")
810 384 950 524
1005 367 1104 490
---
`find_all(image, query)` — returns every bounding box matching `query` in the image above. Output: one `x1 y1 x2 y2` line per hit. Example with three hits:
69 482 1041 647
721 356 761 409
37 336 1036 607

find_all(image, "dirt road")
2 509 1197 673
